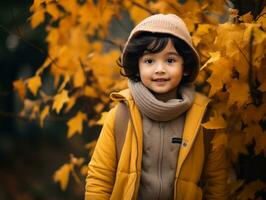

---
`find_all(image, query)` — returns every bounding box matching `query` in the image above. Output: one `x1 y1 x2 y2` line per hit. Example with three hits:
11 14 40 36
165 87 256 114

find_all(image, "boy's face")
138 40 184 95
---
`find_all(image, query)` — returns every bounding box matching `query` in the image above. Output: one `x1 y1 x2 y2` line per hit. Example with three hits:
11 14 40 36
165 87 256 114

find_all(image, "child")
85 14 227 200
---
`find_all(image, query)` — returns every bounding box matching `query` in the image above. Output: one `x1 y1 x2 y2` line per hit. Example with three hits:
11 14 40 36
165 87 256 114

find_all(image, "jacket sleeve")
85 107 118 200
202 130 228 200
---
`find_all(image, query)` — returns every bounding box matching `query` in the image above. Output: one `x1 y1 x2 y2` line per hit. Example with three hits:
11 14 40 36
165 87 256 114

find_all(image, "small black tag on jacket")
172 137 182 144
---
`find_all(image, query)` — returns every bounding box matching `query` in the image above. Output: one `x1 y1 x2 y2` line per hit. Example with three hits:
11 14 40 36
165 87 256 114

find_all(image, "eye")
144 58 153 64
167 58 176 63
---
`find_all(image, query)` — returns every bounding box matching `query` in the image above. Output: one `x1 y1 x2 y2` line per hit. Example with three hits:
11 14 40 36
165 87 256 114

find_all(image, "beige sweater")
129 81 195 200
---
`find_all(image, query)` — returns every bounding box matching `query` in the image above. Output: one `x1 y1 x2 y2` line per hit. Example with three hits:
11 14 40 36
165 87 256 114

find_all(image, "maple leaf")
52 90 70 114
96 111 108 125
84 86 98 98
237 180 266 200
27 75 42 96
255 133 266 156
201 51 221 70
128 0 150 24
243 123 263 146
85 140 97 157
53 163 72 191
40 105 49 127
46 3 61 21
30 7 45 28
201 115 227 129
227 80 249 107
67 112 87 138
30 0 44 12
211 131 228 150
228 132 248 162
207 58 232 96
13 79 26 100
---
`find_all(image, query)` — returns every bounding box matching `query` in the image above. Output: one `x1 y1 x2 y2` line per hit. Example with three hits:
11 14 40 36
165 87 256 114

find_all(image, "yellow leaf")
240 12 253 23
84 86 98 98
64 95 77 113
243 123 263 146
85 140 97 157
46 3 61 21
228 132 248 161
96 112 108 125
70 154 84 166
129 0 150 24
237 180 266 200
40 105 49 127
255 133 266 156
228 80 249 107
241 104 264 124
207 58 232 96
53 163 72 191
30 7 45 28
27 75 42 96
80 165 88 176
73 67 85 88
201 51 221 70
52 89 70 113
30 0 44 12
211 131 228 150
67 112 87 138
13 79 26 100
202 116 227 129
259 81 266 92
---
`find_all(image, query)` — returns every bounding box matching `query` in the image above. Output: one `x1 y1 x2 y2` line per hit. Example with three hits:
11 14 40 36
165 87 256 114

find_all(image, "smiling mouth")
152 78 170 82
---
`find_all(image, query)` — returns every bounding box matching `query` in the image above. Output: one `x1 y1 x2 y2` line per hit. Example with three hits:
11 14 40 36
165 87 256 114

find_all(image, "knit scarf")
128 80 195 121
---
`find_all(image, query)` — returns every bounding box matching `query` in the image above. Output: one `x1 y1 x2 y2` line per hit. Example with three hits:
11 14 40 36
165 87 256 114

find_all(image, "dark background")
0 1 87 199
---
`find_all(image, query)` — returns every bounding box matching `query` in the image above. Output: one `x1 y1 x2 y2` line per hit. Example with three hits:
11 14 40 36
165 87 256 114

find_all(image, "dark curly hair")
117 32 199 84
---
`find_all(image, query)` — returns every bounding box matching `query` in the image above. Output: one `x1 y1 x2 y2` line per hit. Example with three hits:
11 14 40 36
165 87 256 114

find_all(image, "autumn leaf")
67 112 87 138
211 131 228 150
201 116 227 129
46 3 61 21
13 79 26 100
243 123 263 146
30 7 45 28
207 58 232 96
228 132 248 161
53 163 72 191
227 80 249 107
201 51 221 70
255 133 266 156
40 105 49 127
84 86 98 98
240 12 253 23
237 180 266 200
85 140 97 157
27 75 42 96
96 111 108 125
52 90 70 114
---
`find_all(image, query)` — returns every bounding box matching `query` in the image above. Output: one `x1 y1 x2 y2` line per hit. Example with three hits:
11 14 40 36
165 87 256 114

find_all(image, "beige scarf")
128 80 195 121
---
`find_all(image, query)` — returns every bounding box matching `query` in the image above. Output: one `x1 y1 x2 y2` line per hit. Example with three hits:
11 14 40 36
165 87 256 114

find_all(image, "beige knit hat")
121 14 200 82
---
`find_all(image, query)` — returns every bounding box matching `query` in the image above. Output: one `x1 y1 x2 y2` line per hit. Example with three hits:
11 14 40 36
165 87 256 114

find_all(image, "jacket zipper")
158 122 164 200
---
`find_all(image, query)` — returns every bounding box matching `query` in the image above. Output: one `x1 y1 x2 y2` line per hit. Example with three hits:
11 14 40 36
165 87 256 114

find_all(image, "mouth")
152 78 170 82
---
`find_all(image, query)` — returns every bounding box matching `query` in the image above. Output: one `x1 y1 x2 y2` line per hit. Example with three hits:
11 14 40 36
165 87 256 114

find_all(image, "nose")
154 62 166 74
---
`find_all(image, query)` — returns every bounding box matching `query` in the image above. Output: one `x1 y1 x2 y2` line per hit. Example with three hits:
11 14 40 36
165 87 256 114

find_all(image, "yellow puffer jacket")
85 89 228 200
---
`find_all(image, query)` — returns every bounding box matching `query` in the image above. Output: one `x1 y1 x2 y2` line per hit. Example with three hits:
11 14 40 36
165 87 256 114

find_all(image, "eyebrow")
142 51 180 56
166 52 180 56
